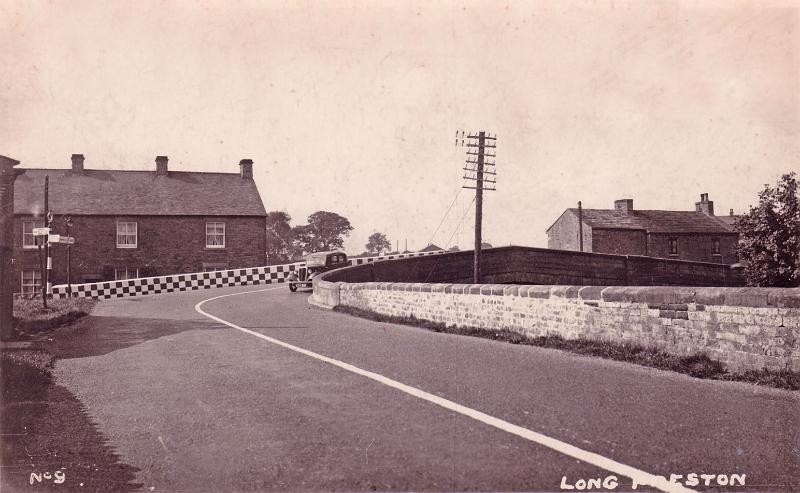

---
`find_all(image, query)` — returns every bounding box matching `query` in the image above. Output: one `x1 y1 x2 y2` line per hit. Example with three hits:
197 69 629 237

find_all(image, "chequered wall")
50 250 445 300
350 250 443 266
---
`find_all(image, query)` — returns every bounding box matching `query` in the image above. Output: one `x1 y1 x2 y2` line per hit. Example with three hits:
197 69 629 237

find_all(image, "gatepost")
0 155 20 341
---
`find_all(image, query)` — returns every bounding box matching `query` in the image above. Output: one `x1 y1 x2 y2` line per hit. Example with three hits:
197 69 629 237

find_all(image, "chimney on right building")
155 155 169 176
71 154 85 174
239 159 253 179
695 193 714 216
614 199 633 213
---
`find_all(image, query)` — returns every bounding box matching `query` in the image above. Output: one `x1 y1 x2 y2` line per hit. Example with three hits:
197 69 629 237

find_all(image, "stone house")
546 194 738 264
12 155 267 293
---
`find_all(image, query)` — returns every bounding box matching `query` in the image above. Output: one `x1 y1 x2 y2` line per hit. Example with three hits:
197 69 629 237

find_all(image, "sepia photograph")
1 1 798 492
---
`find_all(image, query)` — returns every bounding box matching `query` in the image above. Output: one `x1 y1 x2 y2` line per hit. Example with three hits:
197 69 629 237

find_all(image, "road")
28 285 800 491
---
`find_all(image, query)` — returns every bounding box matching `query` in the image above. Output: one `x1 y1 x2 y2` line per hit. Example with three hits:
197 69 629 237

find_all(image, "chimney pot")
155 155 168 176
695 193 714 216
614 199 633 213
71 154 84 174
239 158 253 179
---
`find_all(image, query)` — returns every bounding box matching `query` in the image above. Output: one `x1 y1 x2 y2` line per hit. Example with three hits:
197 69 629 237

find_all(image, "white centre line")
195 288 695 493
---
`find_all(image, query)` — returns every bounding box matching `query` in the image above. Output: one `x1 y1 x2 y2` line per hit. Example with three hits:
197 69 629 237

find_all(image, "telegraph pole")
456 130 497 283
578 201 584 252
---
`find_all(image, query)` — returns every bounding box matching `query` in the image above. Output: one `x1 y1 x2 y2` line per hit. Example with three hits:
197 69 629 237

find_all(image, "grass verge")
2 299 141 491
1 348 142 491
333 305 799 391
13 296 95 334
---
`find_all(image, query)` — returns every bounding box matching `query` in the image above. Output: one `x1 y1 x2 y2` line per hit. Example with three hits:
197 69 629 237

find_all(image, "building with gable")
12 155 267 293
546 194 738 264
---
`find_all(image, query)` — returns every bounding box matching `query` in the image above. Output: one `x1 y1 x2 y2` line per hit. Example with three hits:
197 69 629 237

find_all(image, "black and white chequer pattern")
50 250 445 300
350 249 443 266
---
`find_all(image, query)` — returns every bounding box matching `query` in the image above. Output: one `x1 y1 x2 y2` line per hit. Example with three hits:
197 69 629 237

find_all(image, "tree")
448 245 460 252
291 211 353 255
735 172 799 287
265 211 294 264
290 224 314 259
365 232 391 256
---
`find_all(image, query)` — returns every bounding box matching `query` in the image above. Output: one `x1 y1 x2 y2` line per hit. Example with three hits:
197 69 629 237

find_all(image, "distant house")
419 243 444 253
12 155 267 293
546 194 738 264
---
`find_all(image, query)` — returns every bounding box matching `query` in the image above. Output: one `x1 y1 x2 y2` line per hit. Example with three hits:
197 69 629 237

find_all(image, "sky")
2 0 798 254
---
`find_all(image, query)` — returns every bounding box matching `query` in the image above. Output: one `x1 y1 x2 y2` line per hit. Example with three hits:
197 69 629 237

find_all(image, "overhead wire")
425 186 463 249
444 195 475 250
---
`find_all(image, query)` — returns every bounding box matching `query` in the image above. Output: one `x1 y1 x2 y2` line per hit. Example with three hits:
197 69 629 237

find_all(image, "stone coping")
333 282 800 308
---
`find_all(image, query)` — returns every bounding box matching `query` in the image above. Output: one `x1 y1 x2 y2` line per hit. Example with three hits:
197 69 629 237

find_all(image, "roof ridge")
569 207 708 214
18 168 242 176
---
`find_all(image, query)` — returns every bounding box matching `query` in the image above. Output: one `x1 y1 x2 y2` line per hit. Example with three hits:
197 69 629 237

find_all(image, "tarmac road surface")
42 285 799 492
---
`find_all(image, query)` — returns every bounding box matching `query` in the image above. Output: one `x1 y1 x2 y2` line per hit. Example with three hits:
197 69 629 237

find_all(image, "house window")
21 270 42 294
22 220 45 249
206 222 225 249
712 238 721 255
668 238 678 255
114 268 139 280
116 222 137 248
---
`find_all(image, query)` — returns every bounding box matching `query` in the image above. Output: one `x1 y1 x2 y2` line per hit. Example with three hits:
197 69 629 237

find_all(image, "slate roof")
561 208 736 234
712 214 741 232
14 168 266 216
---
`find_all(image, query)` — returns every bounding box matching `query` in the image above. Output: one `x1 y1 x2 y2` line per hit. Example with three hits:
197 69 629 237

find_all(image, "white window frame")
21 270 42 294
114 267 139 281
22 219 45 249
116 221 138 248
206 222 225 249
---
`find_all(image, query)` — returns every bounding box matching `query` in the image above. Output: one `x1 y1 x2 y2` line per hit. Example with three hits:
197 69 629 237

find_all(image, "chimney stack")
729 208 734 216
239 159 253 179
155 156 169 176
71 154 84 174
614 199 633 213
695 193 714 216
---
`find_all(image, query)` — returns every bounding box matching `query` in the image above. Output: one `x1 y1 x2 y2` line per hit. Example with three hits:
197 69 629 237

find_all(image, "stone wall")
592 228 647 256
647 233 739 265
547 210 591 252
319 281 800 372
323 246 742 287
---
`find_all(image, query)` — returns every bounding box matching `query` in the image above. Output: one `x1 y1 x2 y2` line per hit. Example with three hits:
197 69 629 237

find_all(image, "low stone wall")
316 282 800 372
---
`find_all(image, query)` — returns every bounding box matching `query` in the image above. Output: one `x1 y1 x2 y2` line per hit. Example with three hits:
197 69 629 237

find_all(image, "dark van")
287 251 349 292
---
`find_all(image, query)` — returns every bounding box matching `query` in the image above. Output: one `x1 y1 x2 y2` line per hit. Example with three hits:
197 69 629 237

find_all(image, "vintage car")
287 250 349 292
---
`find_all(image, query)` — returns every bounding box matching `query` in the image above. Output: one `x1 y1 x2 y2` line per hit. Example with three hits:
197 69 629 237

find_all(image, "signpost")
34 216 77 299
48 235 75 245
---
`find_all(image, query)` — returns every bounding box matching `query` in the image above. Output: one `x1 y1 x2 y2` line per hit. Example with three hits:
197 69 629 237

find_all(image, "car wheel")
289 283 297 292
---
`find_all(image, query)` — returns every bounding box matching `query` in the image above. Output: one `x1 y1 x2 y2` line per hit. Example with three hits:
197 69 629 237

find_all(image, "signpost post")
34 224 49 308
64 216 73 296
